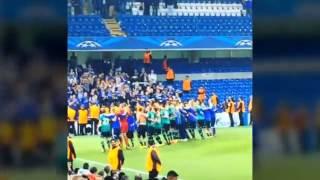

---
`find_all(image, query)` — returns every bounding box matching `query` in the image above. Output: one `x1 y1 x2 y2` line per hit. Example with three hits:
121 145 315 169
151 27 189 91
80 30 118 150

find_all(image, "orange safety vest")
225 102 229 113
229 102 235 113
67 138 76 161
182 79 191 91
144 52 151 64
108 146 121 171
78 109 88 125
146 147 162 172
166 68 175 80
0 121 13 145
89 104 100 119
67 107 76 122
237 100 246 112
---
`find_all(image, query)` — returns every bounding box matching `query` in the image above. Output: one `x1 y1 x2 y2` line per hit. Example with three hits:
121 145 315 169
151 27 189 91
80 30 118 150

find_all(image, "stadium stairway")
105 18 126 37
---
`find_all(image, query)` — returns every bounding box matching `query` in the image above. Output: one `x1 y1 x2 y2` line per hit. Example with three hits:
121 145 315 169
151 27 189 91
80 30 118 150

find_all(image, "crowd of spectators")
68 61 183 114
69 162 179 180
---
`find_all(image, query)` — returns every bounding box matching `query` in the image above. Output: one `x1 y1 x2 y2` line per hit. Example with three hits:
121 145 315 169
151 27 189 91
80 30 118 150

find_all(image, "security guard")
237 97 246 126
166 67 175 85
197 87 206 103
67 135 76 174
182 75 192 93
146 139 162 179
108 139 125 175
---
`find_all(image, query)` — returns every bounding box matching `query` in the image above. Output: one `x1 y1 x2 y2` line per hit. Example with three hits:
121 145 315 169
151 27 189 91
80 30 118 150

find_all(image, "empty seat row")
68 15 110 37
119 15 252 36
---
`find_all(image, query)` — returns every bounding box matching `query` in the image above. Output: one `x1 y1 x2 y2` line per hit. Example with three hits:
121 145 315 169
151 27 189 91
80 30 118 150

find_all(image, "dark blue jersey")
109 114 120 129
186 108 197 122
203 107 212 122
127 115 137 132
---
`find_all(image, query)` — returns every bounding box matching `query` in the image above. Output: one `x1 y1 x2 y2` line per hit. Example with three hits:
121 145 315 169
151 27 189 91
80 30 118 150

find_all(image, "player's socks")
162 133 170 144
130 139 134 147
167 132 173 142
206 129 211 136
139 138 144 146
198 129 205 139
155 135 162 144
107 139 111 149
212 127 216 136
101 141 106 152
189 129 195 139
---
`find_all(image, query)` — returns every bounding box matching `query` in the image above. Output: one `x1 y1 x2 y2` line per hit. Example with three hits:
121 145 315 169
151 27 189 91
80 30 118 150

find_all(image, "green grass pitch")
72 127 252 180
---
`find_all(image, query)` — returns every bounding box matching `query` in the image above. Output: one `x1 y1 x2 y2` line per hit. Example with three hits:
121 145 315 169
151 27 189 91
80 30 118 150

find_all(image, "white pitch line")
77 158 168 178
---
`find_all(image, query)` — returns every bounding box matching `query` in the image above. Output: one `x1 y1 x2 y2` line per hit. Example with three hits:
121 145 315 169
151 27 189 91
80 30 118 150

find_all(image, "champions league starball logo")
76 40 102 48
235 40 252 47
160 39 183 47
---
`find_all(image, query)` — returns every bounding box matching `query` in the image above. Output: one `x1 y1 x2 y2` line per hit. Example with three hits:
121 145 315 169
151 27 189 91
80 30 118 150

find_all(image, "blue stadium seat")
118 15 252 37
68 15 110 37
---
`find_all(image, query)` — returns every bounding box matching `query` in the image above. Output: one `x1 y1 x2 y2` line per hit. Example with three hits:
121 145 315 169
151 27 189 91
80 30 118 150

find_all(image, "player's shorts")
137 125 147 138
101 131 111 138
112 128 121 140
170 120 176 129
127 131 134 139
198 120 205 128
188 121 196 129
211 118 216 127
90 118 99 123
205 121 211 128
147 126 154 136
120 123 128 133
163 124 170 132
154 128 162 135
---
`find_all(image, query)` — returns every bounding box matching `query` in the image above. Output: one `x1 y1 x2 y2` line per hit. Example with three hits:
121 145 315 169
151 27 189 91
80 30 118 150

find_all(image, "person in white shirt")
148 69 157 84
78 162 90 176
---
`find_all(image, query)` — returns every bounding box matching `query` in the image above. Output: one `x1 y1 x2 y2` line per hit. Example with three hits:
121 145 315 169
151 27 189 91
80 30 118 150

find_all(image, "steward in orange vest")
89 103 100 135
78 105 88 135
143 49 152 73
67 136 76 174
108 139 125 174
166 67 175 84
67 106 76 135
146 140 162 179
198 87 206 102
227 98 235 127
182 75 192 92
237 97 246 126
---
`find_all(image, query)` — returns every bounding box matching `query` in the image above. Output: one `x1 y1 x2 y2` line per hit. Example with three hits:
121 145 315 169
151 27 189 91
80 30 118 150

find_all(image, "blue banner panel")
68 36 252 51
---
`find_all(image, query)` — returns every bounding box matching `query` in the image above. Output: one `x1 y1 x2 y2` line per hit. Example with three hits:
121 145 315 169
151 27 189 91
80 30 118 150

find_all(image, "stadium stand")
118 15 252 36
68 0 252 37
171 79 252 110
87 58 252 74
128 1 246 17
80 57 252 112
68 15 110 37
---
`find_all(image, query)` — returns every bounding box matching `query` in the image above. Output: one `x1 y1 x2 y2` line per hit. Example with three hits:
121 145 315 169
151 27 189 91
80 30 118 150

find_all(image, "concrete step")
104 18 126 37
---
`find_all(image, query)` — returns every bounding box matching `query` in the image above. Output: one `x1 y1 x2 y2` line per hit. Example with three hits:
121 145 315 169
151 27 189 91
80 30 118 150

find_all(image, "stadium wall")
68 50 251 64
157 72 252 81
